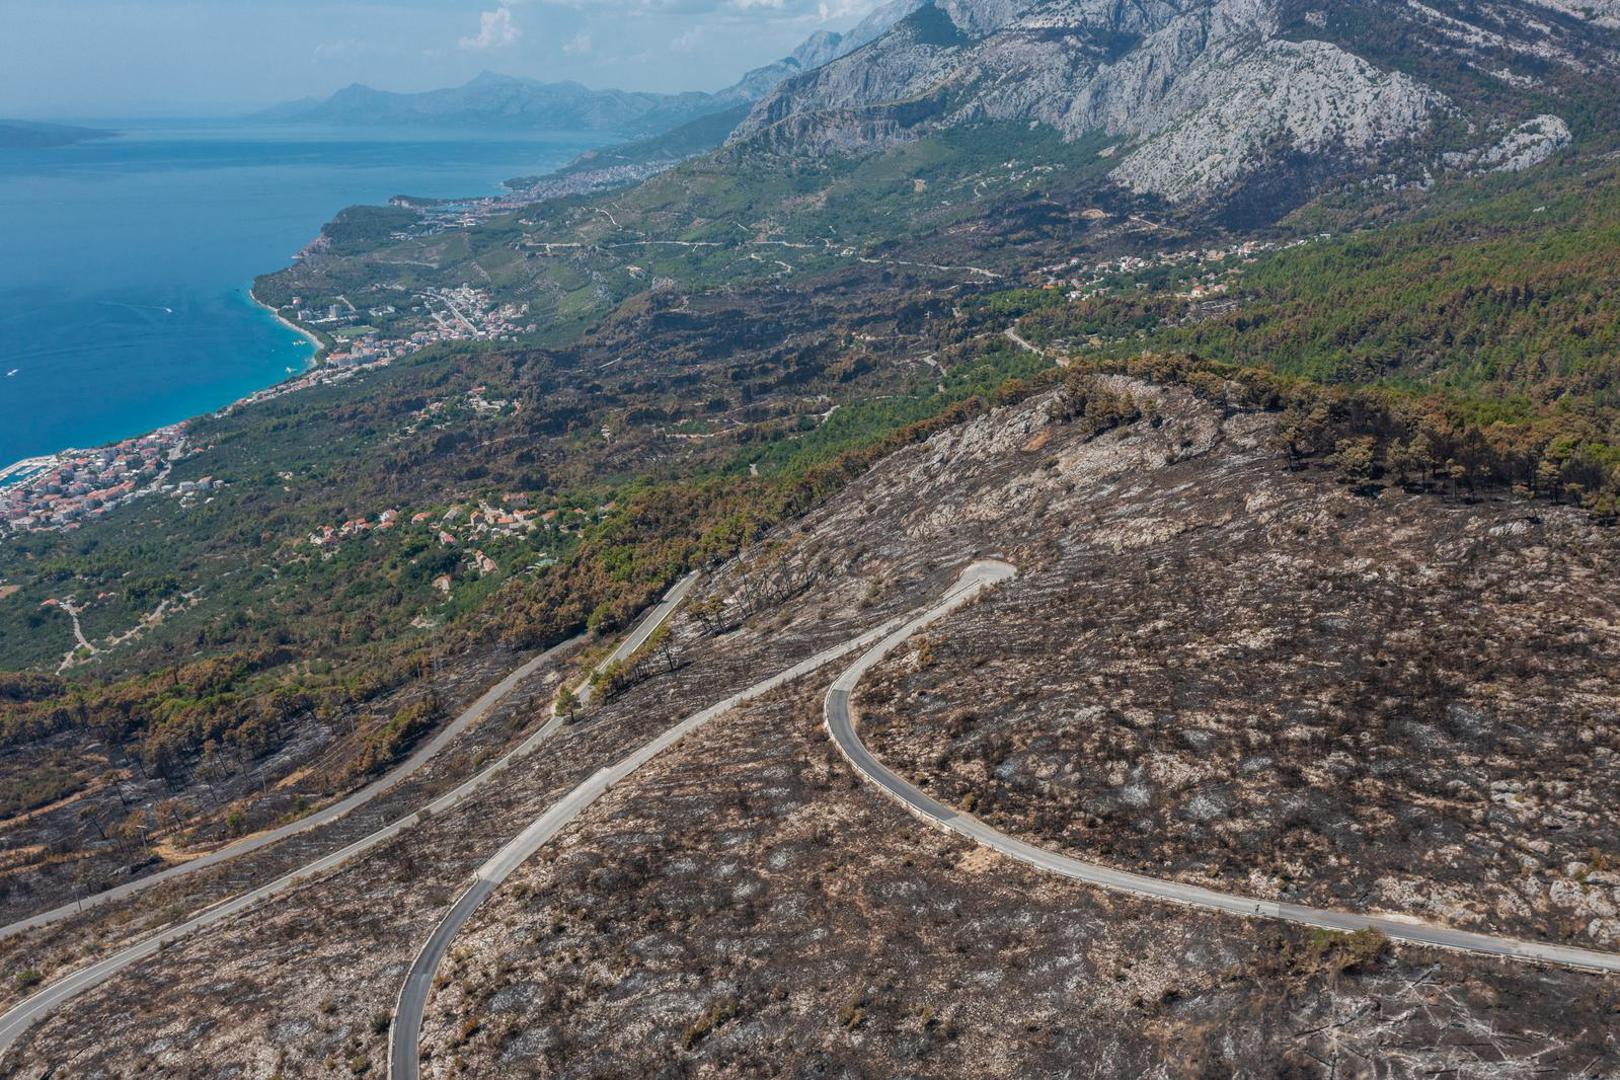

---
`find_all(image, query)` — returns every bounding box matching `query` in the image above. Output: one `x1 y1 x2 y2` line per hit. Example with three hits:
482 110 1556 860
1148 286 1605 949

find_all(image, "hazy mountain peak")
719 0 927 101
844 0 931 48
467 70 524 87
791 30 846 69
256 74 712 134
258 5 925 137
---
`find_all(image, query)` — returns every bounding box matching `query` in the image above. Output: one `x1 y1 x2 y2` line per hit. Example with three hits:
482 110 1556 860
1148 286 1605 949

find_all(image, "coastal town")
223 285 536 415
0 222 1318 541
0 426 197 534
0 277 543 541
282 283 535 360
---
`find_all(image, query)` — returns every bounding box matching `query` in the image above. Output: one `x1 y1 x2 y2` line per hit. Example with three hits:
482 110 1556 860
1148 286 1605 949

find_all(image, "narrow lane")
0 573 698 1063
824 560 1620 976
4 634 578 941
387 608 924 1080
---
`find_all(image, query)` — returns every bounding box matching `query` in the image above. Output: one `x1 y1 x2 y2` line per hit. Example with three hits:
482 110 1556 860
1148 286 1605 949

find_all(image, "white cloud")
563 31 593 55
460 6 522 50
818 0 881 17
671 26 705 52
313 39 365 62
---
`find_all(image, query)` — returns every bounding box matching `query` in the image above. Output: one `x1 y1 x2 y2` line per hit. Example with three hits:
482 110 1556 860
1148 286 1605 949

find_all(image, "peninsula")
0 120 114 149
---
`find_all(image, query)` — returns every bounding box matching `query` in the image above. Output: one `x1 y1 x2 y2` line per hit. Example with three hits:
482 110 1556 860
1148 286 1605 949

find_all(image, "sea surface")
0 121 607 467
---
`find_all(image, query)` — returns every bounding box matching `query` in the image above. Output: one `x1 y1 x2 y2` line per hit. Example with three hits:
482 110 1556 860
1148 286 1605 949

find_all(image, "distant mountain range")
0 120 114 150
256 71 722 136
254 0 1620 220
719 0 924 101
731 0 1620 208
256 2 923 137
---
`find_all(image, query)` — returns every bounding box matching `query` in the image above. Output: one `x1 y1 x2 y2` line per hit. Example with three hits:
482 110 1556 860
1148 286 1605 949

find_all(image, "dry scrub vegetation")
849 386 1620 950
419 681 1619 1078
0 646 536 929
6 380 1620 1076
0 534 938 1076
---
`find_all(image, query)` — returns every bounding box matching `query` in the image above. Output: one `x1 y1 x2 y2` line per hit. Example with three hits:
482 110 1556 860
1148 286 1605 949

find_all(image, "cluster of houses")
0 426 193 533
418 286 536 344
226 350 391 413
1042 234 1331 300
396 387 519 442
284 285 538 372
302 495 621 573
320 333 418 370
306 508 405 549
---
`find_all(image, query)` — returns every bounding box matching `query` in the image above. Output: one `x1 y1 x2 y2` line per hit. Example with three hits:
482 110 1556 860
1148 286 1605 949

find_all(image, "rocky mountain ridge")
722 0 927 100
731 0 1620 206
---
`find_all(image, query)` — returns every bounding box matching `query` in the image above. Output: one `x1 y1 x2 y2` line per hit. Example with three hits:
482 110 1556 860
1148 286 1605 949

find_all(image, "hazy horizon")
0 0 889 120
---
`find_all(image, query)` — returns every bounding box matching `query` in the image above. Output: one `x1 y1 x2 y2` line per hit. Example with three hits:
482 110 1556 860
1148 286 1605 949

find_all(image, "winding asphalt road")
1003 325 1048 359
2 634 590 943
826 560 1620 975
0 573 699 1065
387 610 925 1080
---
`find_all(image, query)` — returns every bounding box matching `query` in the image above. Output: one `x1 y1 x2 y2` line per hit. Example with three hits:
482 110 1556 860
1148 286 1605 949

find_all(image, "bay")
0 121 607 466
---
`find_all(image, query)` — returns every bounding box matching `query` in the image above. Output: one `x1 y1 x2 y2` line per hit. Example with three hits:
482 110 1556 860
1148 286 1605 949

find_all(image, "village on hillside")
0 427 197 534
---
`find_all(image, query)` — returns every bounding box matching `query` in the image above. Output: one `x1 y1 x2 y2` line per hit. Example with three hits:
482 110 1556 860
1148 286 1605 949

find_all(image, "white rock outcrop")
1442 114 1573 174
1106 39 1439 201
1525 0 1620 26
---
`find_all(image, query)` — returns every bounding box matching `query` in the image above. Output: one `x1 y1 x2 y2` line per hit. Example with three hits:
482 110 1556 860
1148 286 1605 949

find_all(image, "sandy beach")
0 296 325 484
250 287 327 363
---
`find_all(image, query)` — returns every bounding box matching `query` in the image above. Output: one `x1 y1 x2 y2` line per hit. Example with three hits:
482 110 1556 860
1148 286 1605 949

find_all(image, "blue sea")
0 121 608 467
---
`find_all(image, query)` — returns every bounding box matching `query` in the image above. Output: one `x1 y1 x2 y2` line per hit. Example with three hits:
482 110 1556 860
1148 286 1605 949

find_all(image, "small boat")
5 369 17 377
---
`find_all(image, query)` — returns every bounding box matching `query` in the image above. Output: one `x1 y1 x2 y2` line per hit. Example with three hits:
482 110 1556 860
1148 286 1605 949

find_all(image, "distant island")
0 119 115 149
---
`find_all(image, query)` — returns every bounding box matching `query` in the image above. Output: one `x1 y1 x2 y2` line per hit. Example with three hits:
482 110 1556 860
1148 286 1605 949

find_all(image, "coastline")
250 287 327 364
0 121 606 527
0 290 329 481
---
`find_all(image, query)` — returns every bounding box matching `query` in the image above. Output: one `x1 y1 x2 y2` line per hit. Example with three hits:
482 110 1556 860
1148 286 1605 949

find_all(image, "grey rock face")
1105 38 1440 200
846 0 934 50
792 30 848 70
1524 0 1620 21
938 0 1038 36
1443 115 1574 175
719 0 928 103
733 0 1608 204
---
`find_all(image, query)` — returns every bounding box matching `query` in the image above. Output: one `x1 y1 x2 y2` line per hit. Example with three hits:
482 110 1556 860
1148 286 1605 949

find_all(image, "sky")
0 0 889 119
